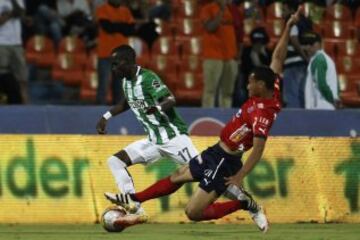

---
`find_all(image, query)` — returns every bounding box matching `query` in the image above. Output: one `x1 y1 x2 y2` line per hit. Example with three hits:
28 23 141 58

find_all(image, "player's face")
111 54 133 79
247 73 260 97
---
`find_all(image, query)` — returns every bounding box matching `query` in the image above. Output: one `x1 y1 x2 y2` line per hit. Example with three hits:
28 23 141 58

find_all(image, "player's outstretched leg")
105 176 183 213
226 185 269 233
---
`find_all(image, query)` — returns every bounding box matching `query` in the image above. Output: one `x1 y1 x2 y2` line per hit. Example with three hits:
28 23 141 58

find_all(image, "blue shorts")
189 143 243 196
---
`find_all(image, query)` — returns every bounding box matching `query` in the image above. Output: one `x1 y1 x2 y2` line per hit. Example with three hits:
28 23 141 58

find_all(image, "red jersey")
220 76 282 152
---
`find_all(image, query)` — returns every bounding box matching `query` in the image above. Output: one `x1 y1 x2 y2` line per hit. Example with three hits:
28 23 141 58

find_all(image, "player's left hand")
224 174 243 188
96 117 108 134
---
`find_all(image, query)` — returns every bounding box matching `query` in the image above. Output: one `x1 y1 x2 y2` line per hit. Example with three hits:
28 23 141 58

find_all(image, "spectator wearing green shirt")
301 31 340 109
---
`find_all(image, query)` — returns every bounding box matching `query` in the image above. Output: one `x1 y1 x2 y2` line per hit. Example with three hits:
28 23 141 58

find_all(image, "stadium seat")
336 39 360 57
336 56 360 74
58 36 87 65
265 19 284 42
180 36 202 56
85 51 97 71
128 37 150 67
176 18 203 37
338 74 360 107
325 4 352 22
176 71 203 104
174 0 198 19
179 55 202 73
266 2 283 20
152 36 178 55
52 53 85 86
323 21 352 40
149 54 178 92
59 36 86 53
154 18 174 36
80 70 98 101
25 35 56 67
322 39 337 58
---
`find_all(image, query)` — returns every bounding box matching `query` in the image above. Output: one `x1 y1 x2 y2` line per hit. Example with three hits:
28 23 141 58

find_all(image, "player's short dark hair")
111 44 136 64
252 66 276 90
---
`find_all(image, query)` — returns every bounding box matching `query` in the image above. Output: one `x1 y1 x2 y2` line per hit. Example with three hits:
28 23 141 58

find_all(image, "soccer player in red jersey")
106 7 302 233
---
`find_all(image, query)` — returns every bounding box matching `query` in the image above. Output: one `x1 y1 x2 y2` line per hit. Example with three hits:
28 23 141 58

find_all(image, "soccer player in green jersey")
96 45 199 215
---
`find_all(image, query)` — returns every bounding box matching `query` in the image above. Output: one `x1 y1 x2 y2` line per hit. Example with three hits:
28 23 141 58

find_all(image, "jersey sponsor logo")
257 103 264 109
258 127 266 135
128 99 147 110
229 124 251 143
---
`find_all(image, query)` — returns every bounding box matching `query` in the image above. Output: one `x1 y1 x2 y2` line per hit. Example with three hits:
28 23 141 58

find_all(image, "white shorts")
124 134 199 165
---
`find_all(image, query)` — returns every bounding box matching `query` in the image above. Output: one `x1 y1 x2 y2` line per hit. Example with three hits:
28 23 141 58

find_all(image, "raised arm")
270 7 302 75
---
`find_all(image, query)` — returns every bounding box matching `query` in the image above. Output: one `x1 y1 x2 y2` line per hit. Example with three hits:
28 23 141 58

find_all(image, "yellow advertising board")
0 135 359 224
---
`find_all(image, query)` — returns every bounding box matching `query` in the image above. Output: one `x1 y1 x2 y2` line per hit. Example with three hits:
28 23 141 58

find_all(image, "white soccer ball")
101 205 128 232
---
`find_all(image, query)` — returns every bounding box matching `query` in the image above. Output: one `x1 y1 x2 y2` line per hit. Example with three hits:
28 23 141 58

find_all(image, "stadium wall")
0 135 359 224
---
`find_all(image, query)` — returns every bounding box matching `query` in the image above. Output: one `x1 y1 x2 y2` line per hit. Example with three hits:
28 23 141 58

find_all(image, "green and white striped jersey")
123 66 188 144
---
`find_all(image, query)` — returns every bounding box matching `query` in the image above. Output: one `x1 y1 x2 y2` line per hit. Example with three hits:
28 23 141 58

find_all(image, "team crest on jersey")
152 80 161 89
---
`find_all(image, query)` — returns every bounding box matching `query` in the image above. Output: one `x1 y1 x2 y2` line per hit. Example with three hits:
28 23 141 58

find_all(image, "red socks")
132 176 182 203
201 200 245 220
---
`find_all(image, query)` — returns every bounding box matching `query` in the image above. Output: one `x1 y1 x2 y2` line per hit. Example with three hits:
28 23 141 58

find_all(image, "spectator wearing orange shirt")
96 0 134 104
200 0 238 108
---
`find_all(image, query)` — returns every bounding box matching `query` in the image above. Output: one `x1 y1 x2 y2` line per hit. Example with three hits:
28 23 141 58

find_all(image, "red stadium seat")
325 4 352 22
179 55 202 73
52 53 85 86
266 2 283 20
336 56 360 74
338 74 360 107
58 36 87 66
149 54 179 92
336 39 360 57
180 36 202 56
323 21 352 40
80 70 98 101
175 71 203 104
152 36 178 55
154 18 174 36
25 35 56 67
176 18 203 37
264 19 284 44
322 39 337 58
174 0 198 19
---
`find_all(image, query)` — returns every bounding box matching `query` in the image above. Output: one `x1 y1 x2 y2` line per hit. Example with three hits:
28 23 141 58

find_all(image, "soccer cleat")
237 188 269 233
104 192 140 214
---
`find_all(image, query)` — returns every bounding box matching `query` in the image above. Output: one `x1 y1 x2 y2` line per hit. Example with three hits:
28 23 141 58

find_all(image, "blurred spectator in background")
57 0 96 48
148 0 171 21
233 27 272 107
301 31 339 110
96 0 134 104
31 1 62 47
0 0 28 104
282 0 312 108
200 0 238 108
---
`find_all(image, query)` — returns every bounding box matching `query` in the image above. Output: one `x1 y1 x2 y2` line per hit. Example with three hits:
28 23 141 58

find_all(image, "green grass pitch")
0 223 359 240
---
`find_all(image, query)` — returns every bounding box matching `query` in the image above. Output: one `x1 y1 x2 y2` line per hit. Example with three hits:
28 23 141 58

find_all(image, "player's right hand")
96 117 107 134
